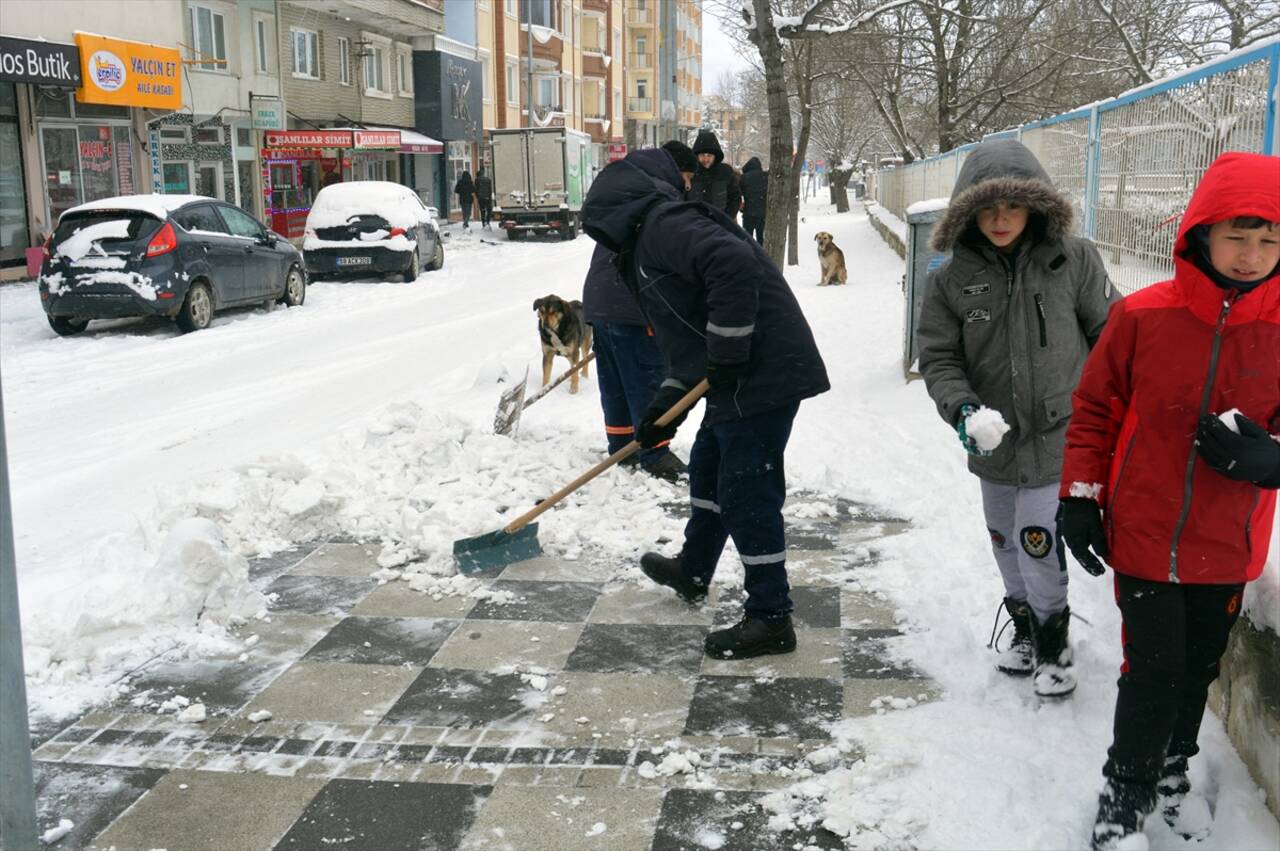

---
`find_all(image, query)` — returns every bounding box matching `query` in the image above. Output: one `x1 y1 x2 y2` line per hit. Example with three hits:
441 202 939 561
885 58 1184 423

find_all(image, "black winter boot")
994 597 1034 676
642 453 688 482
704 615 796 660
1091 778 1156 850
1030 607 1077 697
1157 754 1190 827
640 552 706 604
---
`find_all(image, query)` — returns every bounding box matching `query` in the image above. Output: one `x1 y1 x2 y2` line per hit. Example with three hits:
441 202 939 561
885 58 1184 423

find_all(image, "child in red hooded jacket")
1056 151 1280 850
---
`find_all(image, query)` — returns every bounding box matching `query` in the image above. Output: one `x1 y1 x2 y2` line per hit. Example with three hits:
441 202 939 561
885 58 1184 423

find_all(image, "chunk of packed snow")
305 181 435 232
40 818 74 844
178 702 206 723
1218 407 1242 433
906 197 950 216
584 823 607 837
965 406 1010 452
247 709 273 723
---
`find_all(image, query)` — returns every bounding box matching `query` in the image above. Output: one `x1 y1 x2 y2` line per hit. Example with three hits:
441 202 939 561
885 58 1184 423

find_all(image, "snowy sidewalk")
30 495 925 850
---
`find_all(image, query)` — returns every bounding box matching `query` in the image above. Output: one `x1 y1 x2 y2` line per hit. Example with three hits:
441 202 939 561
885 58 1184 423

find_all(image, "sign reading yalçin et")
74 32 181 110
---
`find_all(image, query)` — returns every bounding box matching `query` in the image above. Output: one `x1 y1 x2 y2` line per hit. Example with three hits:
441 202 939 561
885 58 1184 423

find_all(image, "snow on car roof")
306 181 432 230
64 194 212 221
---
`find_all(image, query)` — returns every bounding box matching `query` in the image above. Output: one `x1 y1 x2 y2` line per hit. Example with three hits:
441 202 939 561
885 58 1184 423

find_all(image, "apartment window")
363 37 388 95
505 0 516 17
635 36 646 55
636 79 646 98
480 52 492 103
396 47 413 96
614 91 621 120
292 28 319 79
538 77 558 110
190 5 227 71
254 17 273 74
338 37 351 85
506 62 518 105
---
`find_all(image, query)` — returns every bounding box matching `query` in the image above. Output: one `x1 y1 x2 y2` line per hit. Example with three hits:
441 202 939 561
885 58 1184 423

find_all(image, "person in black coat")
689 130 742 221
662 139 698 195
739 156 768 243
582 148 830 661
474 167 494 229
454 171 475 229
583 244 688 481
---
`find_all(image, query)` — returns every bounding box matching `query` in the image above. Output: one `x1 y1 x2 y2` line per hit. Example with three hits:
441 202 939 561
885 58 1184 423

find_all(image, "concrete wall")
1209 617 1280 819
0 0 184 48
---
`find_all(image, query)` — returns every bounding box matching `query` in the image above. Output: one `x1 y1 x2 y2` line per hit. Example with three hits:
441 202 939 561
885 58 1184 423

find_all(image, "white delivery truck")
490 127 593 240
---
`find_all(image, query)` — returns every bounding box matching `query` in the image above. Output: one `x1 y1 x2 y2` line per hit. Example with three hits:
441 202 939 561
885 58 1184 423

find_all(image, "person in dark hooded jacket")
474 167 494 229
739 156 768 243
689 129 742 221
454 171 475 229
916 138 1118 699
582 148 829 661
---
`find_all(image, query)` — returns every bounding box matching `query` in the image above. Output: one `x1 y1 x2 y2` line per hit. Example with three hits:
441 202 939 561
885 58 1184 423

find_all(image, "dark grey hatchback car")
40 194 306 335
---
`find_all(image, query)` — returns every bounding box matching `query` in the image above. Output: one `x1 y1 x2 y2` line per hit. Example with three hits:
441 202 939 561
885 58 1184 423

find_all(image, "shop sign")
265 129 354 148
252 98 285 131
0 35 80 87
148 128 162 192
74 32 181 110
607 143 627 163
353 129 401 149
414 51 483 141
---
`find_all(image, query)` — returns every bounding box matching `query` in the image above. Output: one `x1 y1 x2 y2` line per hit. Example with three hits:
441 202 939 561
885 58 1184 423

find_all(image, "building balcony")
520 23 563 66
582 51 609 78
628 8 653 27
628 52 651 69
628 97 652 114
282 0 442 36
582 0 609 13
584 116 611 144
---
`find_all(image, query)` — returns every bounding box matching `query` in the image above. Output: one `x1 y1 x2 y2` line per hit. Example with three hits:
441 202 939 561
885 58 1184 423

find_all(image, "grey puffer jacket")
916 139 1119 487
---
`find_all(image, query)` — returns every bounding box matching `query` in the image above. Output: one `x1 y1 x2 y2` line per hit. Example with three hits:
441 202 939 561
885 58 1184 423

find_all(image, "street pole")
0 375 38 851
526 0 534 127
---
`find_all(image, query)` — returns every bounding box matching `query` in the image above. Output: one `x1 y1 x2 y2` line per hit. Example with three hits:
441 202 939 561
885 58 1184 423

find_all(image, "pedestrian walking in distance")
475 167 494 229
739 156 768 243
454 170 475 229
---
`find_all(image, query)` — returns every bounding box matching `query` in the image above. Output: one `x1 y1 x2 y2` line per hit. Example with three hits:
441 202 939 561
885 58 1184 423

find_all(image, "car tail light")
147 222 178 257
388 226 406 238
157 291 176 299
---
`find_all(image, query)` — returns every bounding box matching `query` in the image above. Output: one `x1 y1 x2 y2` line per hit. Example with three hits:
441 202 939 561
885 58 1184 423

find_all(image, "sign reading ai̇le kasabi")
74 32 180 110
0 35 80 87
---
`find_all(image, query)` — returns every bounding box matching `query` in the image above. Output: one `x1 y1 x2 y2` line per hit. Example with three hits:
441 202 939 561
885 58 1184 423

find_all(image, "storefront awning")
364 126 443 155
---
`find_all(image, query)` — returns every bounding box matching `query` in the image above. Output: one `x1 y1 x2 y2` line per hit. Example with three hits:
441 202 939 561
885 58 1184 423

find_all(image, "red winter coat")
1060 152 1280 585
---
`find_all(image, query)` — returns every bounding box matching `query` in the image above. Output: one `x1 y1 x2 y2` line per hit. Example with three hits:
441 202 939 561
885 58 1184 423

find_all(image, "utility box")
490 127 592 240
902 199 950 380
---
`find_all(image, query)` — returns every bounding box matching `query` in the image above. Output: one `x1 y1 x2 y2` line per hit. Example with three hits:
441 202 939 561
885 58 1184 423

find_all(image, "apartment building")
702 94 762 168
624 0 701 151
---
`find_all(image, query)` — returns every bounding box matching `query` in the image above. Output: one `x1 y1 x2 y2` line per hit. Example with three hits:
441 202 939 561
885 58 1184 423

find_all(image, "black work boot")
995 597 1034 677
640 552 706 605
704 615 796 660
1030 607 1077 698
642 453 688 482
1091 778 1157 850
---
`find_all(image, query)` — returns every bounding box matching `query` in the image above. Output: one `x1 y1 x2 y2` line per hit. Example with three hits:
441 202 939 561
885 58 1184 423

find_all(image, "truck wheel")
507 229 523 241
48 316 89 336
561 222 578 240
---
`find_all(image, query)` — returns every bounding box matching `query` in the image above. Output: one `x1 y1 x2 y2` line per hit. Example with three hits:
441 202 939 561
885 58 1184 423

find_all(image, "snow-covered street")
5 202 1278 849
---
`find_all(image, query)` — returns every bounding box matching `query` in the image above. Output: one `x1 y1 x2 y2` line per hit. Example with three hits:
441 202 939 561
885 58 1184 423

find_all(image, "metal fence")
868 38 1280 295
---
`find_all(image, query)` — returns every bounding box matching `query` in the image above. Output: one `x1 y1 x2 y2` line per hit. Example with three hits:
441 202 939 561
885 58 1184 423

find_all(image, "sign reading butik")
0 36 80 87
74 32 180 110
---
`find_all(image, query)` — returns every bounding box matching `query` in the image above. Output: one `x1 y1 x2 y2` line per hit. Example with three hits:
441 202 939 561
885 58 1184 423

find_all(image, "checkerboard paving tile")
39 498 941 850
651 789 845 850
33 761 165 850
272 779 490 850
90 769 327 851
302 615 460 666
466 580 602 622
459 785 663 850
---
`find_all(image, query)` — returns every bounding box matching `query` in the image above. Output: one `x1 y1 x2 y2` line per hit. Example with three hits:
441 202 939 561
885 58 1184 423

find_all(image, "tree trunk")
786 45 814 267
750 0 793 268
830 167 852 212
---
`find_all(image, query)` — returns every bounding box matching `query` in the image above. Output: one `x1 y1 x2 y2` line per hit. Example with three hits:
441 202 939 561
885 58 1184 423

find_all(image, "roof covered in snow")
64 194 211 222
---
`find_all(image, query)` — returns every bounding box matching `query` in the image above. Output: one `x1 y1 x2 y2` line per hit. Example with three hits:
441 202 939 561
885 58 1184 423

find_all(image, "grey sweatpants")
979 480 1069 622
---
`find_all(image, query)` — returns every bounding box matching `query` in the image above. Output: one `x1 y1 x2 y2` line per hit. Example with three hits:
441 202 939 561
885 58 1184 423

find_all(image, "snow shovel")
457 378 709 574
493 353 597 436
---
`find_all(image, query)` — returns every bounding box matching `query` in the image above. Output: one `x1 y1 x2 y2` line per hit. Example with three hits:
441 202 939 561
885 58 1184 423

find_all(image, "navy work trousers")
591 321 671 466
680 402 799 619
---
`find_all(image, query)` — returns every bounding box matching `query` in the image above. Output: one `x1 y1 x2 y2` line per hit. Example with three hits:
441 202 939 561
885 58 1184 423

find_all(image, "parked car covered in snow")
38 195 306 335
302 181 443 281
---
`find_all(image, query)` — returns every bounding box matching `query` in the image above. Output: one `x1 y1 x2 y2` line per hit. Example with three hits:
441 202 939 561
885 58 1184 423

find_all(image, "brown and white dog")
533 295 592 392
814 231 848 286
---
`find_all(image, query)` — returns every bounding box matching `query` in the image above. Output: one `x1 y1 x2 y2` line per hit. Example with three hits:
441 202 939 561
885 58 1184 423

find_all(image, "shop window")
194 125 222 145
338 38 351 85
35 89 72 118
77 126 118 204
237 160 256 214
292 28 320 79
0 84 28 260
160 125 190 143
196 163 222 199
236 126 252 148
191 5 228 71
163 162 193 195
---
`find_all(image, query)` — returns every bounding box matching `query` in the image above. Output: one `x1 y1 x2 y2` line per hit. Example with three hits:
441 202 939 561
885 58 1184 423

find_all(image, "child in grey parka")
916 139 1119 698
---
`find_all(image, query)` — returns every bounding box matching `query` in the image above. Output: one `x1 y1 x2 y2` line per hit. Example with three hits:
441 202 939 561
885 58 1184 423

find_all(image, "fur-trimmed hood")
930 139 1074 253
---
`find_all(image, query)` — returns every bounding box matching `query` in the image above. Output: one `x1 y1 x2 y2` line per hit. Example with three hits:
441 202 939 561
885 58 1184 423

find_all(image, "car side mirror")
258 231 278 246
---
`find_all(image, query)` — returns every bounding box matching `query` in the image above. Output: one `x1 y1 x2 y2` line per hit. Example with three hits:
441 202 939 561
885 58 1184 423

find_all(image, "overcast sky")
700 5 752 96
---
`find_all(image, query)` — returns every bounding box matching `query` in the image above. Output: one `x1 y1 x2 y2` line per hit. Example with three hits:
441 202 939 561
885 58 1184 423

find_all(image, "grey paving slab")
429 619 585 671
840 589 902 630
497 555 620 583
789 585 843 628
248 542 322 582
119 656 290 718
89 769 326 851
290 541 383 576
466 580 603 622
232 612 341 661
242 661 421 725
265 574 378 614
352 580 480 618
843 679 941 718
272 779 490 850
565 623 708 675
587 582 717 625
33 761 166 851
652 788 844 850
460 784 663 851
302 615 461 666
382 667 545 729
683 676 844 739
535 672 696 741
842 628 928 680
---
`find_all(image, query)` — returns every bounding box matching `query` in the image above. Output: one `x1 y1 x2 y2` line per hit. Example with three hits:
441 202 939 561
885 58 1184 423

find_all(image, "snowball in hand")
1218 408 1242 434
965 406 1010 451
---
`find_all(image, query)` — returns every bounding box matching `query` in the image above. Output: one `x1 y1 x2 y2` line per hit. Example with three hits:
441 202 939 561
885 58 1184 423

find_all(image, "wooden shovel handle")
502 379 709 535
522 351 596 410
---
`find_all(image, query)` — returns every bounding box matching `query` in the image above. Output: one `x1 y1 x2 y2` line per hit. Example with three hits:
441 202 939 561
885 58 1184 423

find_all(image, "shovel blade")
493 370 529 435
453 522 541 574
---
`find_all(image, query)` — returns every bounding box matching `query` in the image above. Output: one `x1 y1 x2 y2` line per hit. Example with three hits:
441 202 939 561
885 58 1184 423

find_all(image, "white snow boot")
1030 607 1077 698
991 597 1034 676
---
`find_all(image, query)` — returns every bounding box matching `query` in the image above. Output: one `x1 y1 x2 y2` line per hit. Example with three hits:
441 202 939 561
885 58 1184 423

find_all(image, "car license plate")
337 256 371 266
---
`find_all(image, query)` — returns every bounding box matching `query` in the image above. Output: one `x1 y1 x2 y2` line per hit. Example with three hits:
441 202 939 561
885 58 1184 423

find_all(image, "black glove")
706 360 749 392
1196 413 1280 484
637 385 691 448
1056 497 1108 576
